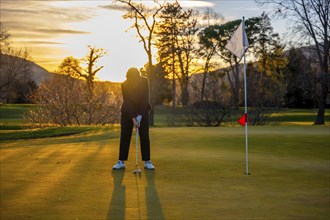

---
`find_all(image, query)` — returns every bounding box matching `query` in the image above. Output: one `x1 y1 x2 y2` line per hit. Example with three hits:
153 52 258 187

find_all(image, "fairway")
1 126 329 219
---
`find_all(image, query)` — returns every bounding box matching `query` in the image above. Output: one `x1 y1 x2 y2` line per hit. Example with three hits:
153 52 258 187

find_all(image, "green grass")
0 104 33 130
0 104 31 120
1 126 329 219
0 104 33 122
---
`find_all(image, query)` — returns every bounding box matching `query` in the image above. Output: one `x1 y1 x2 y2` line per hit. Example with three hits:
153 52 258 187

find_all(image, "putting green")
1 126 329 219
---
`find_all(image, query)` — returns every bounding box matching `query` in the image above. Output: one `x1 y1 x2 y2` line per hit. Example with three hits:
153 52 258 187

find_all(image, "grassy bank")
0 104 112 140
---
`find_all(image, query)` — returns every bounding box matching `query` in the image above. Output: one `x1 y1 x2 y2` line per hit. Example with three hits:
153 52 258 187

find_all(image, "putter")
133 127 142 174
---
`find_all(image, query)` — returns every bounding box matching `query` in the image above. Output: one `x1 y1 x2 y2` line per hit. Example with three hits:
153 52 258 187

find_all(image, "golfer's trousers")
119 113 150 161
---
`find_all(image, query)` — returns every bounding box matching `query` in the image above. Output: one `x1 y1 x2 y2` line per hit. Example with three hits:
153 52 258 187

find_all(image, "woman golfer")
113 67 155 170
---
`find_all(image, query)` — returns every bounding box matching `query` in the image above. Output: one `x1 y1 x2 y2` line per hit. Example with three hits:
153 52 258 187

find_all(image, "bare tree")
174 9 200 106
257 0 329 124
57 56 82 79
115 0 164 125
0 49 30 89
155 1 182 108
0 22 10 54
156 1 200 106
49 49 120 126
117 0 163 68
27 75 122 126
198 9 224 102
188 70 231 126
66 46 107 90
0 23 39 103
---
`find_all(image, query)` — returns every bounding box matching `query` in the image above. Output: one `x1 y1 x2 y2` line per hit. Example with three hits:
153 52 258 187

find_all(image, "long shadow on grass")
107 169 126 220
0 129 120 148
145 171 165 220
1 143 106 219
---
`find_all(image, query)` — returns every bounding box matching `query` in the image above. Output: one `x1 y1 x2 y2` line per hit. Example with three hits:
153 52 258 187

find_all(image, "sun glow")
51 1 150 82
3 0 151 82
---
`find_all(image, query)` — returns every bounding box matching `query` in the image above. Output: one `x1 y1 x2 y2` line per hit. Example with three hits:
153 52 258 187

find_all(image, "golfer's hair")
126 67 140 80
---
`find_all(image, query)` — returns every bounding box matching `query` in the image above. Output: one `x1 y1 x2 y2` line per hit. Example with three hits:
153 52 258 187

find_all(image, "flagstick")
225 16 250 175
242 16 249 176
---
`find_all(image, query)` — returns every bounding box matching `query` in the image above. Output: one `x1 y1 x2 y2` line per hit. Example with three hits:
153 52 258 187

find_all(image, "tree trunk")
172 74 176 108
181 79 189 106
149 107 155 126
314 105 325 124
201 72 207 102
146 62 155 126
314 72 328 125
172 55 176 108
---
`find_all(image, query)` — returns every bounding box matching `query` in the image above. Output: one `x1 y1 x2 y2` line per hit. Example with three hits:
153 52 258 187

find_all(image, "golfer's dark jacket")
121 76 151 119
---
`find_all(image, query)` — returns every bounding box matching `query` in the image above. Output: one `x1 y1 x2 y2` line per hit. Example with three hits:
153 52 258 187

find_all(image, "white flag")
225 21 249 59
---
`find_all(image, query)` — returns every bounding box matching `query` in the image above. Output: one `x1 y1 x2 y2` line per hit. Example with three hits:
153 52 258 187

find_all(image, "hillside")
0 54 52 86
0 53 53 103
27 60 53 85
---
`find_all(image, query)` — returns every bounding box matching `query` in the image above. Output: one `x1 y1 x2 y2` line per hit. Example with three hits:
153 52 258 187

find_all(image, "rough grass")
154 106 330 127
0 104 32 130
1 126 329 220
269 109 330 125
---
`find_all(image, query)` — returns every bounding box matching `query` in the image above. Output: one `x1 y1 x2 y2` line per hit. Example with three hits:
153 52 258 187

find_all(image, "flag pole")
242 16 249 176
225 16 250 175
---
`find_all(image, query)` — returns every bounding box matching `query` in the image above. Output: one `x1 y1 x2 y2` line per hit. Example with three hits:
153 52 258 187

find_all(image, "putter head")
133 168 142 173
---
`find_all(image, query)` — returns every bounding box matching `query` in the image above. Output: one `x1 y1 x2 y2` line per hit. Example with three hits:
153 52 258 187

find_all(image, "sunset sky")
1 0 285 82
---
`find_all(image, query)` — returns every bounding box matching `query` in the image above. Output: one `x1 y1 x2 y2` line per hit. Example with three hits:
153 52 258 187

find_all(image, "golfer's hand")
136 115 142 127
132 118 139 128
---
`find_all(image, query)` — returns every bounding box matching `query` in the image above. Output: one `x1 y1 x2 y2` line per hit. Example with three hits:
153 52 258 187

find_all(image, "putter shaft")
133 128 141 173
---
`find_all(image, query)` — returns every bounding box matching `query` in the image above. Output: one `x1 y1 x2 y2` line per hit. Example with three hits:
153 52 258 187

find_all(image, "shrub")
25 74 122 126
